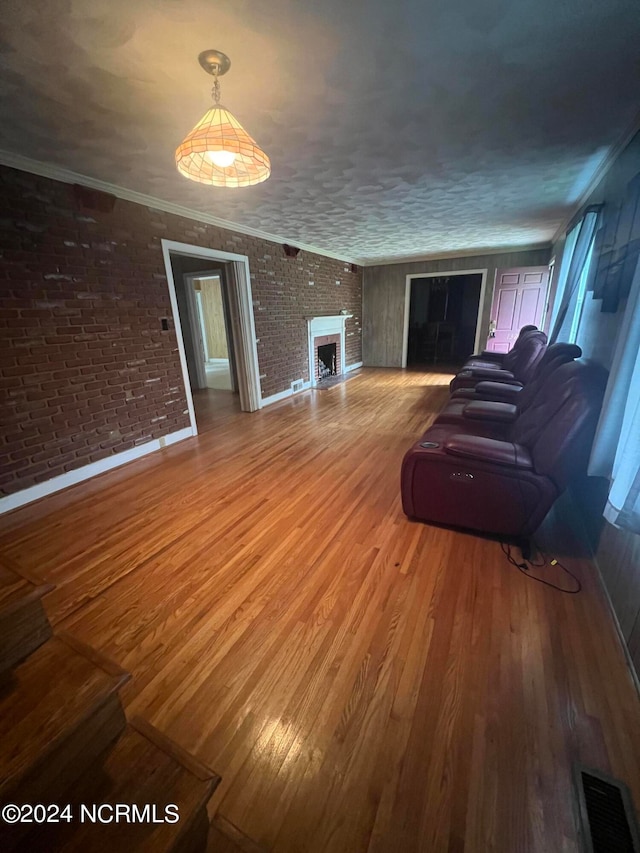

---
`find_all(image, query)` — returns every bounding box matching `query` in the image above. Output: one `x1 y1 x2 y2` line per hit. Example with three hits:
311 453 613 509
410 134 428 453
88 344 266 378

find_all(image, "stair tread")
0 562 53 675
207 824 247 853
0 634 128 795
20 721 220 852
207 815 268 853
0 563 53 618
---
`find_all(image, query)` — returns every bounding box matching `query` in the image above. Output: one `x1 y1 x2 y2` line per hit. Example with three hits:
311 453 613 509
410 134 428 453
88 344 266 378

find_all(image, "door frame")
402 269 488 368
161 240 262 434
194 289 210 362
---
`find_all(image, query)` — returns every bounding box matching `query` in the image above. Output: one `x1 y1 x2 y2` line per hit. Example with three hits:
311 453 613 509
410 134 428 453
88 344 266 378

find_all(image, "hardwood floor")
1 368 639 852
192 387 242 432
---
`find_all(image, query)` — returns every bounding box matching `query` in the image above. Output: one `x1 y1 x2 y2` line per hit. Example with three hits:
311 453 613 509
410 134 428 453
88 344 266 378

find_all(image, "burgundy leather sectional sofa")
401 332 608 538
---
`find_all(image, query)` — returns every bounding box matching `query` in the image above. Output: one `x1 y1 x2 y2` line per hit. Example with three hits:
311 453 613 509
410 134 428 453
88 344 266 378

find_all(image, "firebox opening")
317 343 337 380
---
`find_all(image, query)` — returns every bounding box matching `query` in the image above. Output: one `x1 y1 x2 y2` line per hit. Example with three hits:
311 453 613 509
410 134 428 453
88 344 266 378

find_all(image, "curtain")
592 172 640 312
589 255 640 533
548 223 579 333
550 207 600 342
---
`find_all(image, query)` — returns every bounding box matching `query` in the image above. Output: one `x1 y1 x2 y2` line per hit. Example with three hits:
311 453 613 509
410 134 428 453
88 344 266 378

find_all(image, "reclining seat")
401 361 608 537
449 330 547 393
462 324 538 370
413 347 584 446
436 343 582 426
450 341 579 402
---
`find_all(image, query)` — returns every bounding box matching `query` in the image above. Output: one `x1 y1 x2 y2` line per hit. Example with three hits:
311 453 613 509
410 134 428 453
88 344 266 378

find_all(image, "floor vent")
575 765 640 852
291 379 304 393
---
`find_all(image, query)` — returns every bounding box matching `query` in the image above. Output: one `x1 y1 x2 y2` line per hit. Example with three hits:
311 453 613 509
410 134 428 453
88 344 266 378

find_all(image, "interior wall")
0 164 362 499
551 127 640 677
362 247 551 367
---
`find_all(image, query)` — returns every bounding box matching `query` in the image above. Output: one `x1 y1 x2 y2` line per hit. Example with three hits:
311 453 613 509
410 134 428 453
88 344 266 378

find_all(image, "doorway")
161 240 262 435
184 271 237 394
404 272 484 368
194 275 234 392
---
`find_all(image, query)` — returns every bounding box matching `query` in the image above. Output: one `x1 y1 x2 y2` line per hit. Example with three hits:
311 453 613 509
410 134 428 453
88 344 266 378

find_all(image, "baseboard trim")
0 427 194 515
261 363 362 407
261 382 312 407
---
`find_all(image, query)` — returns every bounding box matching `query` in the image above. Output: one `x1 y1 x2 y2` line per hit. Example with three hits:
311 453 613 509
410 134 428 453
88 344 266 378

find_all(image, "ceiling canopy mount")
197 50 231 77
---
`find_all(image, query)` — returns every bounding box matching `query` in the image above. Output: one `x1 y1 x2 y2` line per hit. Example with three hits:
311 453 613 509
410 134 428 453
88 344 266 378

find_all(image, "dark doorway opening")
407 273 482 367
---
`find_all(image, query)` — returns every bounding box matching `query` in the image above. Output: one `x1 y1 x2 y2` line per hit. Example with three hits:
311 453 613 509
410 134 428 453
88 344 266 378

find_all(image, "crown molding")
0 149 361 267
6 126 636 268
550 109 640 245
361 241 552 268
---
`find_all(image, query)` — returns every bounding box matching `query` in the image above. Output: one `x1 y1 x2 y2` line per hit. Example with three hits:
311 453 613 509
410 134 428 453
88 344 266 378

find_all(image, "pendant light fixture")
175 50 271 188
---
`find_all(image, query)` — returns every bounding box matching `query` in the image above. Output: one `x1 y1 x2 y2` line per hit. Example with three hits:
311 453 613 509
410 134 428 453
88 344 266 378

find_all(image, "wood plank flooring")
1 368 639 852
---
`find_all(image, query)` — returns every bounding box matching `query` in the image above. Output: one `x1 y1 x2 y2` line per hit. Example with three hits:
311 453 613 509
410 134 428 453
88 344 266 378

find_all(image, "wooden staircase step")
0 632 129 808
0 562 54 674
207 815 269 853
16 717 221 852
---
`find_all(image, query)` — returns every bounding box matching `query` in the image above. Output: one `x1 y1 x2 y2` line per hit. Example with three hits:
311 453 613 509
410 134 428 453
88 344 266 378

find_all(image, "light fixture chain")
212 67 221 105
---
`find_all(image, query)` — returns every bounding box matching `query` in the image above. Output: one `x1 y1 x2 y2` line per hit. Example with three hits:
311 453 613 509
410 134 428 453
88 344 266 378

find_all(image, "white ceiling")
0 0 638 264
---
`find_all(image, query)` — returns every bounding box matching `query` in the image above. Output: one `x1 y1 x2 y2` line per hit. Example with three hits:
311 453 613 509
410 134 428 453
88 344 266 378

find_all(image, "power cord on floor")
500 541 582 594
503 437 582 594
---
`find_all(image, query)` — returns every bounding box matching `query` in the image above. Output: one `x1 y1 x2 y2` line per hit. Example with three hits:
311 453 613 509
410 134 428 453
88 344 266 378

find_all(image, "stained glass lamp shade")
175 50 270 188
176 105 270 187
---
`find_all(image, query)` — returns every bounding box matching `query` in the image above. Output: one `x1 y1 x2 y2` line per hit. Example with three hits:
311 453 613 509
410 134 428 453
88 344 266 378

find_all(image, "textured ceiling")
0 0 638 263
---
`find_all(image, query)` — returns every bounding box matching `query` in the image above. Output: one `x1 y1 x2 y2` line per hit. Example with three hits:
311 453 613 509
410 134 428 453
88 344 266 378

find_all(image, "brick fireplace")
307 315 352 387
315 337 340 381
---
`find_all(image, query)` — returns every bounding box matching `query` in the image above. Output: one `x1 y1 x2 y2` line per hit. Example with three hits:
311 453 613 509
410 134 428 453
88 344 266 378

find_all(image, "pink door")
486 267 550 352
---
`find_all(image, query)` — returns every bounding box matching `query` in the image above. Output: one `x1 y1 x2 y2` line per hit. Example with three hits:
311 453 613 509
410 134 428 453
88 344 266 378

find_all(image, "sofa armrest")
463 401 518 423
474 380 523 401
476 350 505 361
444 435 533 468
468 367 516 380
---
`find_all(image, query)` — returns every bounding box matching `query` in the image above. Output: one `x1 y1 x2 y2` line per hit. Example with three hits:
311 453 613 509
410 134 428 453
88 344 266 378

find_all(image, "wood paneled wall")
596 522 640 677
362 247 551 367
195 277 229 359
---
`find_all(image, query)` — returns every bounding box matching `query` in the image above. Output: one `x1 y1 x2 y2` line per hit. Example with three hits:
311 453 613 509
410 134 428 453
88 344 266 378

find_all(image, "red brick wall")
0 166 362 497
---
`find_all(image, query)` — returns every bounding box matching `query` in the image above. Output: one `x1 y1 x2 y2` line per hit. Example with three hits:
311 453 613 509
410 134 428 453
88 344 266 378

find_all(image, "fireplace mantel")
307 315 353 385
306 314 353 326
